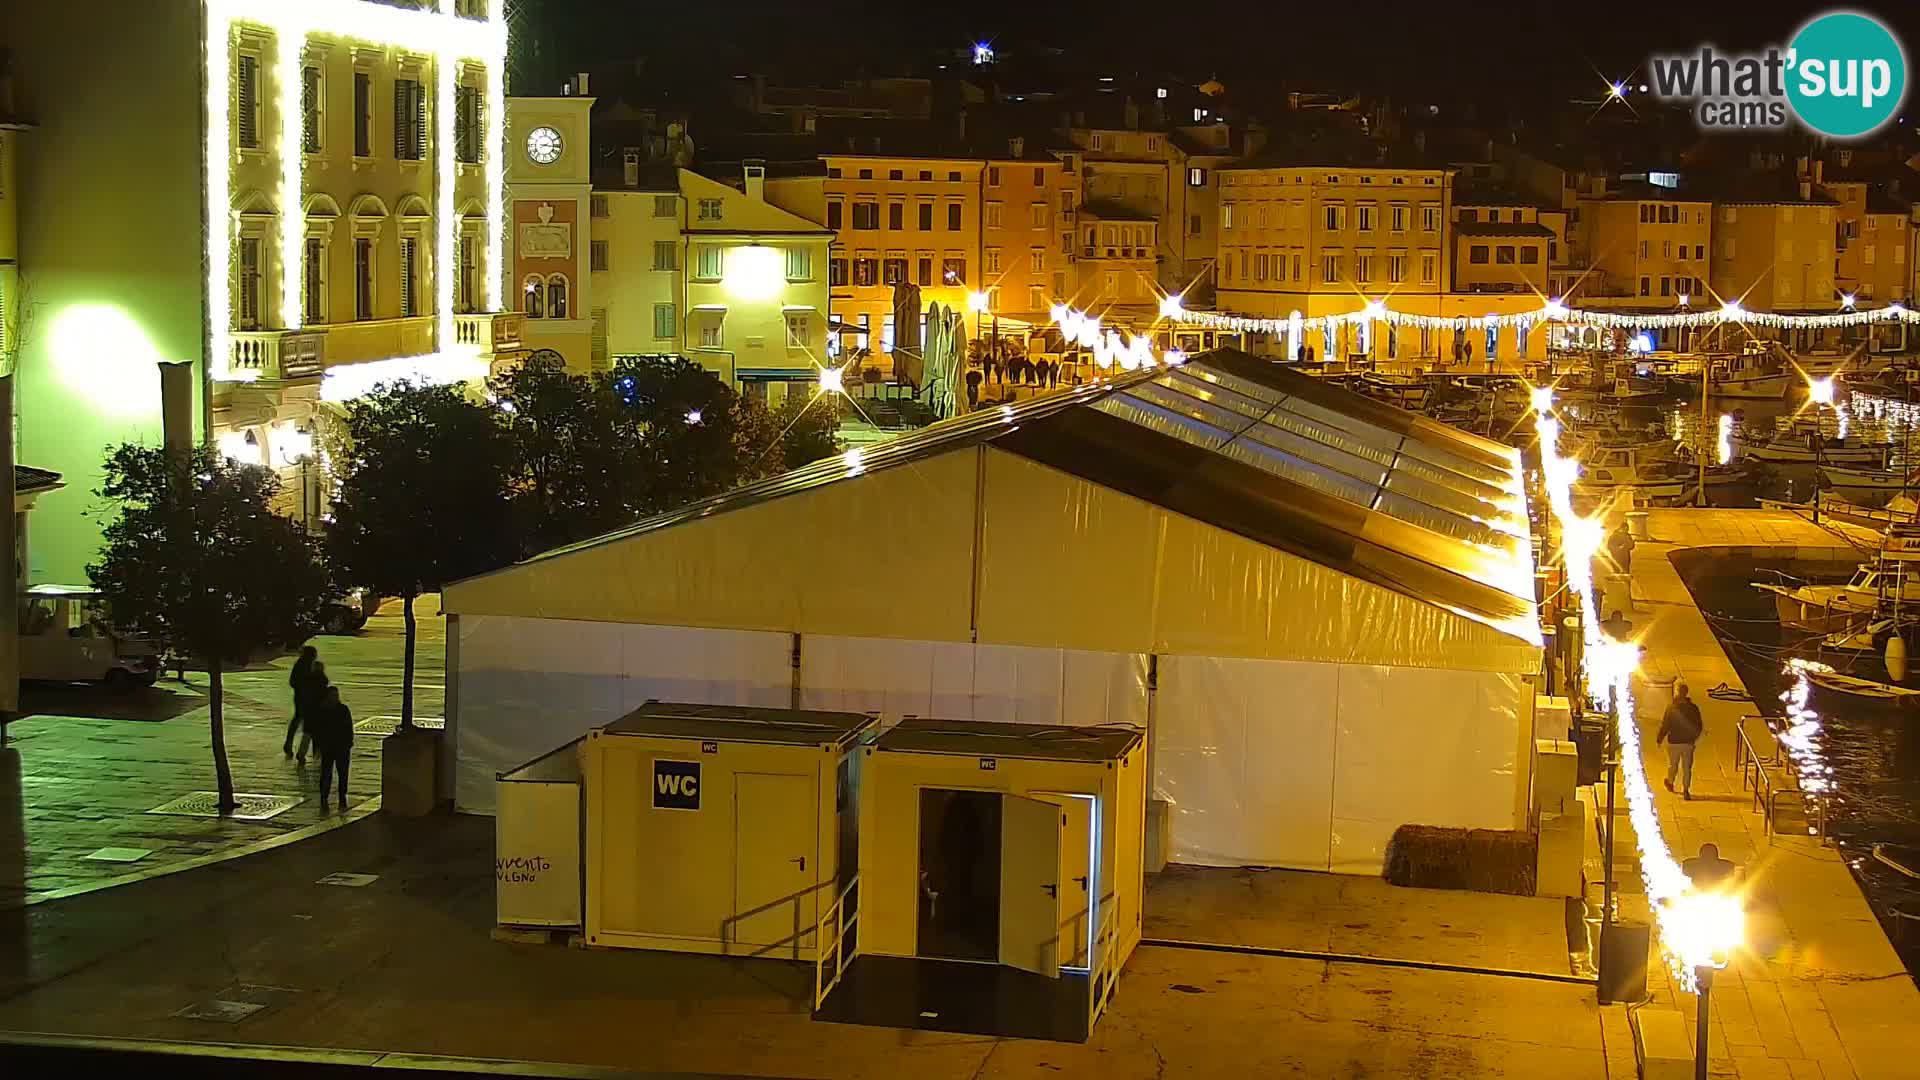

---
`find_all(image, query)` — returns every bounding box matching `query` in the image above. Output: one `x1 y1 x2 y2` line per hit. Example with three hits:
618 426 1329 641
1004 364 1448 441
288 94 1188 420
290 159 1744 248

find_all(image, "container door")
732 772 817 958
999 793 1063 978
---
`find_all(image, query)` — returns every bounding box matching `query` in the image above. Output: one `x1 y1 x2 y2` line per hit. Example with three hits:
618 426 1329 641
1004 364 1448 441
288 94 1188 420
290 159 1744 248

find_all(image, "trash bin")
1625 510 1650 540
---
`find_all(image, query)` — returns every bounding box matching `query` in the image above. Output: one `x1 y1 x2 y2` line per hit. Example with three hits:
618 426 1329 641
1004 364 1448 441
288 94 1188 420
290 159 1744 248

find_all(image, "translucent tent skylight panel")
1094 395 1383 508
1168 367 1400 471
1391 434 1519 494
1110 383 1403 497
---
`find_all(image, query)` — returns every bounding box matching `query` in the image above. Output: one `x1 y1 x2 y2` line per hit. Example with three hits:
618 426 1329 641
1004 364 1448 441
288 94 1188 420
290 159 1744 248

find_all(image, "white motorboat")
1572 444 1745 504
1675 352 1793 400
1753 563 1920 633
1820 464 1919 493
1744 426 1891 467
1357 373 1430 408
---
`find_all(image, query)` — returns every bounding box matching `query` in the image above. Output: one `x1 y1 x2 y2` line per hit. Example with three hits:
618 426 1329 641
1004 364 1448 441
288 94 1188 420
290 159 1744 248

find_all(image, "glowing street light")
1608 81 1627 99
1159 293 1185 320
685 409 703 425
1808 375 1836 406
1529 385 1556 415
1841 292 1857 310
967 290 992 314
817 366 846 395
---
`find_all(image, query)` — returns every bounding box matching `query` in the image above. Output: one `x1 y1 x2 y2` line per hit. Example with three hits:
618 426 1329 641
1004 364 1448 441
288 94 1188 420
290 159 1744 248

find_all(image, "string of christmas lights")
1532 389 1745 990
1165 294 1918 338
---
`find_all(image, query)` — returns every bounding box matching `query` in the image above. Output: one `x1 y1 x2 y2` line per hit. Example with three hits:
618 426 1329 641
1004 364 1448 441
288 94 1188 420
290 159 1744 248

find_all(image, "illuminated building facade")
2 0 521 583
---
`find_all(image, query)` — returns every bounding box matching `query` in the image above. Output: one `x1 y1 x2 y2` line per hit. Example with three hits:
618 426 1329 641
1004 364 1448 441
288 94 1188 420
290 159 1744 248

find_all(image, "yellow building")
1709 188 1837 315
4 0 522 581
977 146 1078 333
1074 201 1160 319
1450 187 1552 297
1825 177 1910 306
677 167 834 403
810 153 984 370
1572 188 1712 310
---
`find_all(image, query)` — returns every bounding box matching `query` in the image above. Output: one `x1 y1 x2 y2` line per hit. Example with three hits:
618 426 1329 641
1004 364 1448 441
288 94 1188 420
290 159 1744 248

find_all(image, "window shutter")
301 67 319 153
236 55 258 148
394 80 407 158
416 83 428 161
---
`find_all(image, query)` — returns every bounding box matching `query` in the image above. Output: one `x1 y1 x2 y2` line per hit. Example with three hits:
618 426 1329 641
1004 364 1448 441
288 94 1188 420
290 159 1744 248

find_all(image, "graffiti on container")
496 854 553 883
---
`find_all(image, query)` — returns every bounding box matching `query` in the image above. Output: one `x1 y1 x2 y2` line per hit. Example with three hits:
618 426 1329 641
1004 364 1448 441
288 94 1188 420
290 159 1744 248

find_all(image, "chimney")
743 160 766 202
1799 177 1812 201
1413 130 1427 155
956 106 967 142
1008 136 1024 159
1813 159 1824 184
576 72 590 96
158 361 196 465
623 149 641 188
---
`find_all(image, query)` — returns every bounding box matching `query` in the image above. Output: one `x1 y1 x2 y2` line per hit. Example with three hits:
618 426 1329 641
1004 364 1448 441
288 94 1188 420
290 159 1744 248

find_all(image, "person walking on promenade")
310 685 354 810
1657 681 1704 800
283 646 321 761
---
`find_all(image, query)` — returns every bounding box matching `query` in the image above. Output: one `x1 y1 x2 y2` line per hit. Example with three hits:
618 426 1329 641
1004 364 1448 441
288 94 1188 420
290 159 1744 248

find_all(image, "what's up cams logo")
1649 10 1907 138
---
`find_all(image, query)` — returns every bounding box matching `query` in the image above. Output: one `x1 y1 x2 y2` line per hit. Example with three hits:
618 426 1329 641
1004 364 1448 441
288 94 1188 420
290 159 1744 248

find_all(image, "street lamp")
1809 375 1837 523
1664 889 1745 1080
968 290 999 382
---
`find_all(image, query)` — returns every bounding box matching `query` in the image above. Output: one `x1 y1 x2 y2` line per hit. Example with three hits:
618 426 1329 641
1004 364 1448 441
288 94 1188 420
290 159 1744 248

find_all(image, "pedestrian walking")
1657 681 1704 799
283 646 322 762
311 685 354 810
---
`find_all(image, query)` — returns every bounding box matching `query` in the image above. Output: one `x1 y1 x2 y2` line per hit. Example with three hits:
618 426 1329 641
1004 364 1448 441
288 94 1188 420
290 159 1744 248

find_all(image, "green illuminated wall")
2 1 208 585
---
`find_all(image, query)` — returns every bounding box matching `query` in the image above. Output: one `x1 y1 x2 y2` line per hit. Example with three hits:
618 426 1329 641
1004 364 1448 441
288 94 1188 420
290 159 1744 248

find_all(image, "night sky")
535 0 1920 112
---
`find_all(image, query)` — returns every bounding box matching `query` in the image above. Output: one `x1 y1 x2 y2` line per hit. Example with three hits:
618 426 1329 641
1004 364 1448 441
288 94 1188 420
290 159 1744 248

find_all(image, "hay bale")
1384 824 1537 896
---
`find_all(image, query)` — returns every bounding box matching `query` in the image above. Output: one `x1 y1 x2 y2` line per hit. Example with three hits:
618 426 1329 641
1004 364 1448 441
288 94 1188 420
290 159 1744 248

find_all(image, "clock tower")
507 81 596 371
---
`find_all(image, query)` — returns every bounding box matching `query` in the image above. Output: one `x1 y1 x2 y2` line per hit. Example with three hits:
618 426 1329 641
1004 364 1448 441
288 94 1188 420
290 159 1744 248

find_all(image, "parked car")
18 585 161 690
316 589 379 635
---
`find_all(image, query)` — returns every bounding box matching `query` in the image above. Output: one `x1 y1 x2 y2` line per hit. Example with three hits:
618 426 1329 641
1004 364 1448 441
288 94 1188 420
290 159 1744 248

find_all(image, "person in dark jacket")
283 646 321 761
310 685 354 809
1656 682 1704 799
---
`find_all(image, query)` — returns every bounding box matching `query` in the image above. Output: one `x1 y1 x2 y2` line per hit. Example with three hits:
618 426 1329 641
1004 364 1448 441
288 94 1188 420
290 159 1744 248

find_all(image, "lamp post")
1695 965 1715 1080
968 290 996 375
1809 376 1836 525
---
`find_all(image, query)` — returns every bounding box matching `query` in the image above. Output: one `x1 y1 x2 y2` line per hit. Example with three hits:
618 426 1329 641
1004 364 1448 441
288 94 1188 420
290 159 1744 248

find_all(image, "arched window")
546 274 569 319
523 275 544 318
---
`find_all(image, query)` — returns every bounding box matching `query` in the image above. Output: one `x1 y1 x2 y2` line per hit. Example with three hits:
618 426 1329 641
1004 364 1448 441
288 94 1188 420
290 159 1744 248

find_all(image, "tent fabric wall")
1155 655 1339 871
1155 656 1529 874
445 447 1535 678
797 634 1148 729
454 615 792 812
442 452 978 643
1327 666 1529 874
975 451 1539 675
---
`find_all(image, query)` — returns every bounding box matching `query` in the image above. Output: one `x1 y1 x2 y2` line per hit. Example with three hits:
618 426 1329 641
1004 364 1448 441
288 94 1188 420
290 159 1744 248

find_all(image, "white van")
19 585 161 690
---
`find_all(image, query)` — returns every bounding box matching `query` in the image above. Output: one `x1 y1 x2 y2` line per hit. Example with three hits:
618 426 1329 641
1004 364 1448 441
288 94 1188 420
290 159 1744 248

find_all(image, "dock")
1622 508 1920 1079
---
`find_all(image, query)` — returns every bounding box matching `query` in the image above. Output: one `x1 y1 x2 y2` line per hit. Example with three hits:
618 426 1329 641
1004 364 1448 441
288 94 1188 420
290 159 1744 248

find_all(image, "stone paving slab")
1617 508 1920 1080
0 603 445 908
0 814 1612 1079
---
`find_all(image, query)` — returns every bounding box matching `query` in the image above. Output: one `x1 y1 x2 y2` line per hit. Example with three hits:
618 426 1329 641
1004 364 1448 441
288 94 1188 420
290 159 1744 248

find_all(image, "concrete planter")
381 726 442 817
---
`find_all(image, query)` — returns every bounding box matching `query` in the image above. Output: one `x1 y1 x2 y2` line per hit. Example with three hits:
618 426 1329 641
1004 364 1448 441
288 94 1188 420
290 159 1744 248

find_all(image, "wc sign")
652 759 701 811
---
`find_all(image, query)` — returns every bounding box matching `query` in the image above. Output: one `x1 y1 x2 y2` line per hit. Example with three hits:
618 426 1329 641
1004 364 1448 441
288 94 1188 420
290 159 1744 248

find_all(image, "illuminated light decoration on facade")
204 0 508 383
722 245 786 302
1532 390 1734 989
321 353 491 403
1168 297 1920 336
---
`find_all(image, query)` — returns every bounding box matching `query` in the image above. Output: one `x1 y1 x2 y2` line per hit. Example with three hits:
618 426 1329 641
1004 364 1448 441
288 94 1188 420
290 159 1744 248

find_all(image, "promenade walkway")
1624 508 1919 1080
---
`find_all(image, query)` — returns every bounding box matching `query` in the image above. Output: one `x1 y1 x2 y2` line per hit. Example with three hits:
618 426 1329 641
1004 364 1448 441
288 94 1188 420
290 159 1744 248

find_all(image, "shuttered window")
237 237 261 327
393 78 425 161
354 239 374 320
399 238 418 317
236 54 260 148
454 85 480 163
353 72 372 156
301 66 322 153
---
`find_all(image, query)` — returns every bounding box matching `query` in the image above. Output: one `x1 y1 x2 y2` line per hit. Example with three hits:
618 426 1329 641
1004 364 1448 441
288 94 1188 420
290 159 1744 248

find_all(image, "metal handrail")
1089 903 1120 1027
812 876 860 1010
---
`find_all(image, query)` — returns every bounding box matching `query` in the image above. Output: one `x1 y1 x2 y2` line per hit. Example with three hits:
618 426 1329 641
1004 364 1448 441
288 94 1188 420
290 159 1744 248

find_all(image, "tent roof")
875 718 1143 762
603 701 875 749
494 349 1538 647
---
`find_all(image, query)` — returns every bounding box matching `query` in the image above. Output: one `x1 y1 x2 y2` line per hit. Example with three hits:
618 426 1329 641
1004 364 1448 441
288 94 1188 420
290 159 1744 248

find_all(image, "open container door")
999 794 1063 978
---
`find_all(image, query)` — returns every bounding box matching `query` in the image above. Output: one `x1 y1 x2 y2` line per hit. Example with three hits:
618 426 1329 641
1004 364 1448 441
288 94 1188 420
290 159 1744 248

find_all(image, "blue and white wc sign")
652 759 701 810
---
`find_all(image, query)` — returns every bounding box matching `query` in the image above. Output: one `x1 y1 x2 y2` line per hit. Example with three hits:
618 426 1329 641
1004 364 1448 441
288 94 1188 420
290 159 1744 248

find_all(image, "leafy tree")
607 355 756 514
491 355 645 550
736 391 844 478
88 444 330 810
327 381 517 730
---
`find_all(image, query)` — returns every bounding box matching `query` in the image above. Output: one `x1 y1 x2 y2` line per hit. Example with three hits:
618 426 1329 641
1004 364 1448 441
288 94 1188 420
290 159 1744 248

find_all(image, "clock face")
526 126 563 165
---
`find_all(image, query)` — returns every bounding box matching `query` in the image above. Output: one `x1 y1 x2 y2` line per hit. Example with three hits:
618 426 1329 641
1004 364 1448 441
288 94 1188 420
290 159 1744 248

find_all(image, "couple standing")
285 646 355 809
